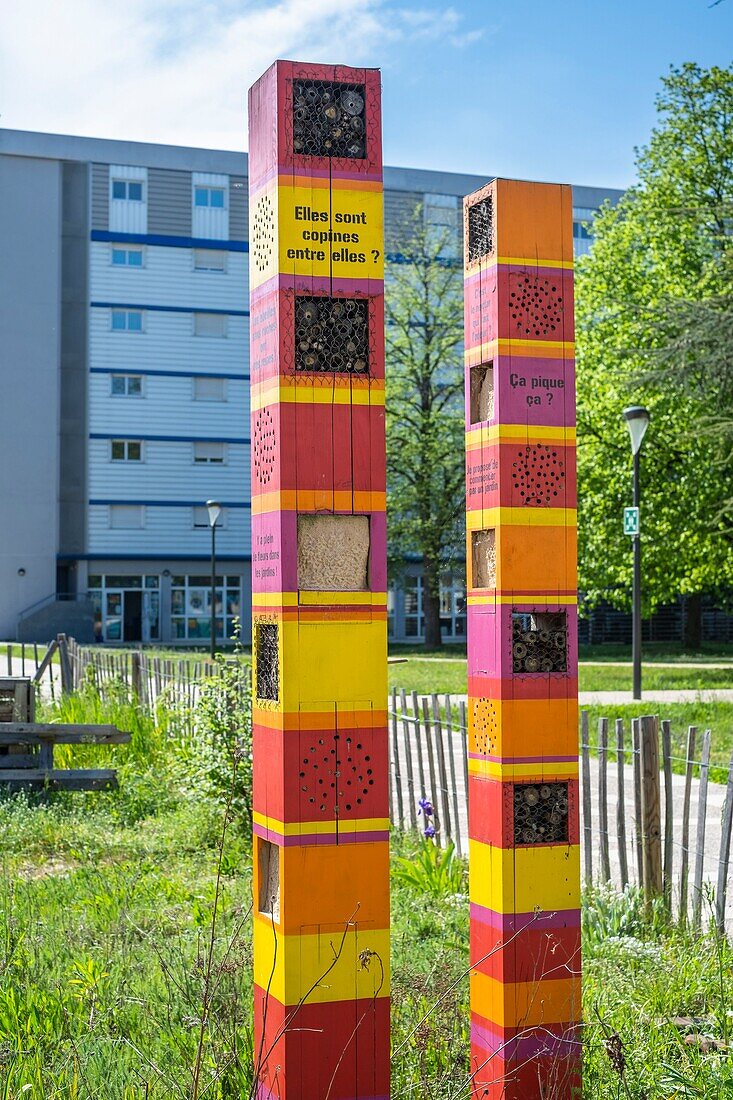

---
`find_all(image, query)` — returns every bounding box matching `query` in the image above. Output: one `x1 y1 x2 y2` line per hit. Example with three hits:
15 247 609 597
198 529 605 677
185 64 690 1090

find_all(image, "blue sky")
1 0 731 189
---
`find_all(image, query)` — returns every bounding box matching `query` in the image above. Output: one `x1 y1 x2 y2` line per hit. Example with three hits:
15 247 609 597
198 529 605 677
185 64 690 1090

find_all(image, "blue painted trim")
91 229 248 252
90 367 249 380
89 433 249 444
58 553 251 562
89 499 250 508
91 301 249 317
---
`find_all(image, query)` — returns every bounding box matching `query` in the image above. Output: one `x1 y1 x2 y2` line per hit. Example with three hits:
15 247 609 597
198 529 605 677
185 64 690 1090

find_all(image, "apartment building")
0 128 621 643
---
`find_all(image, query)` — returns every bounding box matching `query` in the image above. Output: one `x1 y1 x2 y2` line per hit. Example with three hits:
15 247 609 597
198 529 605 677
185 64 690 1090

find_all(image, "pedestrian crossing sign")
624 506 640 536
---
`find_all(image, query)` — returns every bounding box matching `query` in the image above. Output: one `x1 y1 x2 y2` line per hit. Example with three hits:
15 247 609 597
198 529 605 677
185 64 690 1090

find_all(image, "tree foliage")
385 208 465 647
576 63 733 621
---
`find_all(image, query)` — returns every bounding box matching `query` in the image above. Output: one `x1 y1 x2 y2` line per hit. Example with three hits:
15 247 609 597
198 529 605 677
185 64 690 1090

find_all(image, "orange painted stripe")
252 490 387 514
470 972 581 1029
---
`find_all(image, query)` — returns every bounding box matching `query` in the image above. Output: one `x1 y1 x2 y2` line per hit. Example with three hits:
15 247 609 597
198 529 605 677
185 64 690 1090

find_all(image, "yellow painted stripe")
464 337 575 358
469 840 581 914
468 759 579 781
252 591 386 607
253 919 390 1005
464 424 576 446
254 810 389 836
466 594 577 607
466 255 574 271
251 382 384 411
466 507 577 530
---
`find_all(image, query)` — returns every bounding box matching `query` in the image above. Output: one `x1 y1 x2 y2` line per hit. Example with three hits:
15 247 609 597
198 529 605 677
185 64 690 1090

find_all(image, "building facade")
0 128 621 644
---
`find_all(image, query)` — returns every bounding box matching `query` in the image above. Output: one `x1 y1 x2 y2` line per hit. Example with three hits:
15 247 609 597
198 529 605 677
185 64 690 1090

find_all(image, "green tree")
385 207 465 647
576 63 733 644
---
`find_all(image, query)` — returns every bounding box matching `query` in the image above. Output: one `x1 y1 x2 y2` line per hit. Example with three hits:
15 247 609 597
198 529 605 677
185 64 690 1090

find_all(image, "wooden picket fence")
388 691 733 931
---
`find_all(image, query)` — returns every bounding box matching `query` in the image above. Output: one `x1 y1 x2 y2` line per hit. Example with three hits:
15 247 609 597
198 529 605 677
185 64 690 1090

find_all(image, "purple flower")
424 824 436 839
418 797 433 818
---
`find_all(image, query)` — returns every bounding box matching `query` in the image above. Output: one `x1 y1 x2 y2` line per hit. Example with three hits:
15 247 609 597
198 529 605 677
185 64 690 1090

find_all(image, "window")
110 439 142 461
425 193 459 259
192 506 228 528
193 376 227 402
112 179 143 201
194 186 225 208
111 309 143 332
194 249 227 272
109 504 144 529
110 374 143 396
193 441 226 464
111 246 144 267
194 312 227 337
171 573 240 641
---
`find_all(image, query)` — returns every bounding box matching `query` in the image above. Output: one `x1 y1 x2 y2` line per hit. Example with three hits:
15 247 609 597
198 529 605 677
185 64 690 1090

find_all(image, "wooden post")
679 725 697 925
692 729 712 929
431 694 453 844
399 689 417 830
661 719 674 911
616 718 629 889
131 652 142 699
391 689 404 829
598 717 610 882
632 717 643 884
249 61 389 1099
581 711 593 886
56 634 73 694
422 697 440 838
444 695 463 857
463 178 580 1098
715 750 733 934
640 715 662 903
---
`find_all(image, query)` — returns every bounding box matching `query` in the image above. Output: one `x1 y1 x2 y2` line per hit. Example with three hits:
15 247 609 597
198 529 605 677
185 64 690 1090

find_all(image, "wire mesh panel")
512 611 568 673
255 622 279 701
295 295 369 373
513 781 569 845
467 195 494 263
292 80 366 159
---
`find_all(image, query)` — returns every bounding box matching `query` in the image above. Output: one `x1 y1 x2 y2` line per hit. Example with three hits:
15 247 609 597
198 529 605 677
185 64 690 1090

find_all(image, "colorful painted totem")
248 61 389 1099
463 180 581 1099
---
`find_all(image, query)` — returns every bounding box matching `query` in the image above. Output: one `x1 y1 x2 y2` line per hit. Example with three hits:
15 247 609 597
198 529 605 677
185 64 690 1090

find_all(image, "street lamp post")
622 407 650 701
206 500 222 660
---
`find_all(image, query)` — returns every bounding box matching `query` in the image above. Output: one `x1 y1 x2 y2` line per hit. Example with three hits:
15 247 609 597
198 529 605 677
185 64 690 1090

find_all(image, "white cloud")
0 0 483 149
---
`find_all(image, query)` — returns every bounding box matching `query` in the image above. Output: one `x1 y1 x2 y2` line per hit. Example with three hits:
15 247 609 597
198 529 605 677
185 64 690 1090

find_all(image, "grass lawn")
1 680 733 1096
388 655 733 697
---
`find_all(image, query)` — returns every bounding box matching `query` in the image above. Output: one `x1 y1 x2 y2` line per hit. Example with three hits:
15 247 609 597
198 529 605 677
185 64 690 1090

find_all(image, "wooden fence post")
581 710 593 887
632 717 643 884
692 729 712 929
640 714 663 904
661 719 674 911
56 634 73 695
131 651 142 699
598 717 611 882
679 725 697 925
716 750 733 934
616 718 629 889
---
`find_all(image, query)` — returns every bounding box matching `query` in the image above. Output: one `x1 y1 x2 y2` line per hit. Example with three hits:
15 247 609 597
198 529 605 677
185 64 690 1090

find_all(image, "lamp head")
206 500 222 528
622 405 650 456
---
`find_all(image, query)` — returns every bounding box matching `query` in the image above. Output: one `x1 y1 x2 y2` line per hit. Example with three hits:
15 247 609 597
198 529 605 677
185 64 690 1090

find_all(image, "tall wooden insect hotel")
463 179 581 1099
248 61 389 1099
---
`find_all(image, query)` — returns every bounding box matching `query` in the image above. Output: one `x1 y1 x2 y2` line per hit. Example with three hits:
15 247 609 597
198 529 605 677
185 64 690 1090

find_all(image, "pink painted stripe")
468 752 577 764
470 902 581 933
254 822 389 847
471 1018 582 1061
